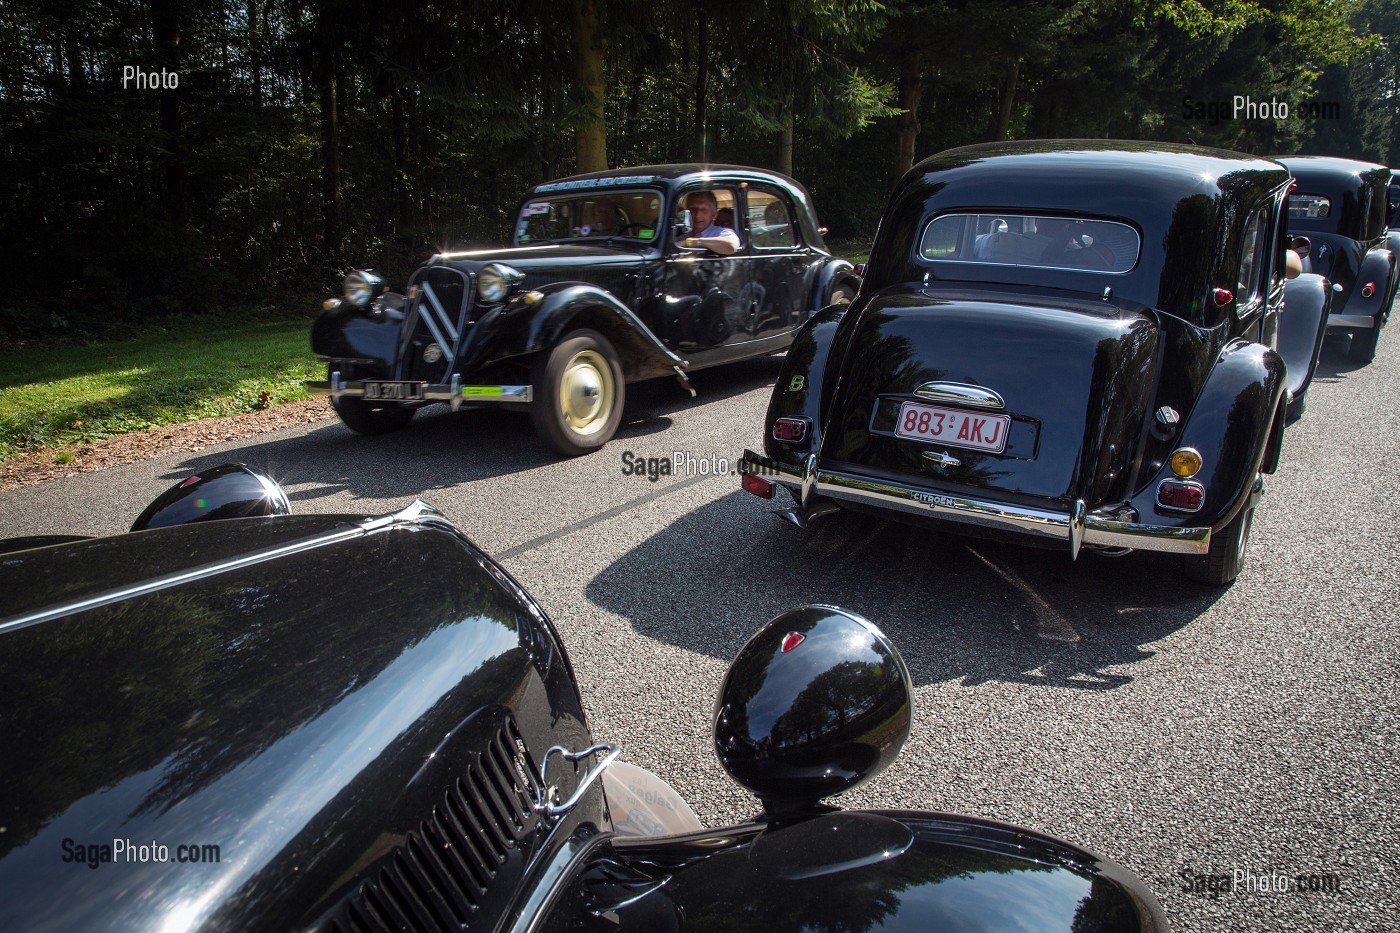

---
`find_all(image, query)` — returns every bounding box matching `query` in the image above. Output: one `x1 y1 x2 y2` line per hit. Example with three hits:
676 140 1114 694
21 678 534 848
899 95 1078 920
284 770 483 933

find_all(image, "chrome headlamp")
342 270 384 308
477 263 524 304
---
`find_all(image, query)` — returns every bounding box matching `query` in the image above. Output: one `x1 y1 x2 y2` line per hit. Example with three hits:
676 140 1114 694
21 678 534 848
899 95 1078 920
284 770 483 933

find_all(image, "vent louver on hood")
331 721 540 933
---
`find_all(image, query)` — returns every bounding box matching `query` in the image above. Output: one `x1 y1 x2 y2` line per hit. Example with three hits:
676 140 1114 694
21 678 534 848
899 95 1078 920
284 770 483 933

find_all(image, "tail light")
1361 281 1375 299
1212 288 1234 307
772 418 809 443
742 472 775 499
1157 480 1204 512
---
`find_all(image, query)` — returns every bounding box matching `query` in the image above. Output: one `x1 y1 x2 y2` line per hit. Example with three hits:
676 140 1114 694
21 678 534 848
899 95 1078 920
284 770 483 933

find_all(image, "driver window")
675 188 739 245
1238 208 1268 304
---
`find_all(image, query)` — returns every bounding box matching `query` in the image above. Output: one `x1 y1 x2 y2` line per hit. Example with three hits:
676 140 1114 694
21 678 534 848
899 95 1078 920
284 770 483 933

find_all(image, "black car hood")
821 286 1161 508
0 514 587 931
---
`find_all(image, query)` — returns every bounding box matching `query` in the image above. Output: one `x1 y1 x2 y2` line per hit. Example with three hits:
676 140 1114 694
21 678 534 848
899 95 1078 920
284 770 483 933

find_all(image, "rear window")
918 213 1139 274
1287 194 1330 220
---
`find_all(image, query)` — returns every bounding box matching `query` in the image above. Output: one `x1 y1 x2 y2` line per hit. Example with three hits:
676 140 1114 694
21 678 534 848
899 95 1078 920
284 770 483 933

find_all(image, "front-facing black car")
1276 155 1397 363
741 141 1330 586
0 465 1167 931
309 165 858 455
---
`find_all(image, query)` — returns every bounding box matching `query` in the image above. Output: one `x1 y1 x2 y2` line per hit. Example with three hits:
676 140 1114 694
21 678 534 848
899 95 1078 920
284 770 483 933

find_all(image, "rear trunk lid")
822 285 1160 509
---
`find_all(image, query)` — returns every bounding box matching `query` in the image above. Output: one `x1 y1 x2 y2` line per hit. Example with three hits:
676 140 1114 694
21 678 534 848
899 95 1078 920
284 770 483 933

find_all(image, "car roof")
1276 156 1391 240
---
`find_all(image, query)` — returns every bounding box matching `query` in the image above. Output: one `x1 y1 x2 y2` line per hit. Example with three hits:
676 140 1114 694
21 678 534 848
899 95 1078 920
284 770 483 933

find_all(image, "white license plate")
894 401 1010 453
363 381 425 401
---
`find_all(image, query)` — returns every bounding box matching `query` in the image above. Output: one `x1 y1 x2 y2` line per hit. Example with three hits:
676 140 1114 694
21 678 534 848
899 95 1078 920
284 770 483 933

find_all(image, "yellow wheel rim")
559 349 615 435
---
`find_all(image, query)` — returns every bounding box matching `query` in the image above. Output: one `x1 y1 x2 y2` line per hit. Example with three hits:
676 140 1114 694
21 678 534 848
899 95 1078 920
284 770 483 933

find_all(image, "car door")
743 186 812 336
652 184 758 365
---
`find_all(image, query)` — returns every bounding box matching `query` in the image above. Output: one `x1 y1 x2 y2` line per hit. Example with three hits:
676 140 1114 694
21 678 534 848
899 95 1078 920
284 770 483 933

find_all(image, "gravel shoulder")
0 399 336 492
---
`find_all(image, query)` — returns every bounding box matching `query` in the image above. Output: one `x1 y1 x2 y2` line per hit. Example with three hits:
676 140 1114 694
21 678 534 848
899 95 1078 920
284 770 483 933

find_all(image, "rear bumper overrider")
741 449 1210 557
307 371 533 408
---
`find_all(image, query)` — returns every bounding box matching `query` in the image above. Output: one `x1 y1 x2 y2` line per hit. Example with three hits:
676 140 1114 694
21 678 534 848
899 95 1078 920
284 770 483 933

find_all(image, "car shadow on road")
586 491 1226 691
1308 330 1373 383
156 355 786 499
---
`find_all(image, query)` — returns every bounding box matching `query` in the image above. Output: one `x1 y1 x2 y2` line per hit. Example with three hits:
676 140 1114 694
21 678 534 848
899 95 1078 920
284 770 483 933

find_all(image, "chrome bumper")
1326 313 1376 329
307 371 533 410
741 450 1210 557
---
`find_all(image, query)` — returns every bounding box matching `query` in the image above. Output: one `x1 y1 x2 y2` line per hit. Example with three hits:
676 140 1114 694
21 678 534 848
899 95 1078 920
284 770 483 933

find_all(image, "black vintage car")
741 141 1329 586
0 464 1169 931
309 165 858 455
1276 155 1397 363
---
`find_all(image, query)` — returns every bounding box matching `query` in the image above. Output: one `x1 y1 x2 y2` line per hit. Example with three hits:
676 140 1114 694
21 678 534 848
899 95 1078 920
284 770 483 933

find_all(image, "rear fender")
808 259 858 317
762 303 851 470
1350 248 1398 323
1278 273 1331 400
460 283 684 383
311 293 407 376
1130 341 1285 529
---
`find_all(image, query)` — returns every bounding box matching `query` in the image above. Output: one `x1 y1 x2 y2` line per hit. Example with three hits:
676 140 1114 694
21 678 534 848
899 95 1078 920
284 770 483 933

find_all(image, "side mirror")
1290 235 1311 258
131 463 291 532
674 209 692 237
713 605 913 817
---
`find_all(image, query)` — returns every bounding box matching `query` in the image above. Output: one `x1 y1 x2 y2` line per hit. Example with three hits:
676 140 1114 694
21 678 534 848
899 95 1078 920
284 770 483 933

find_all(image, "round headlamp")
477 263 524 304
342 270 383 308
1169 447 1203 478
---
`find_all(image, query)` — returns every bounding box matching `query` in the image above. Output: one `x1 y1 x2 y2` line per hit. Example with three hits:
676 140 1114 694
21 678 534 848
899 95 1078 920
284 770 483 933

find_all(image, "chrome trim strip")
1326 313 1377 329
422 281 460 342
309 379 533 404
0 502 443 637
913 382 1006 409
414 284 454 354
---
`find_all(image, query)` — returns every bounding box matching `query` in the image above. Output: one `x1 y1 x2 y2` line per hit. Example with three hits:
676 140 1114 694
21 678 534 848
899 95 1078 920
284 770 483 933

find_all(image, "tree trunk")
318 51 342 259
992 60 1019 142
392 90 412 241
152 0 188 227
896 49 924 176
571 0 607 172
694 4 708 161
778 107 794 176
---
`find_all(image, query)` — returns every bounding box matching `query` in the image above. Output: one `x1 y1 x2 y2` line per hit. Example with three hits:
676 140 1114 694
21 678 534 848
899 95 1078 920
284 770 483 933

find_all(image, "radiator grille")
400 267 472 384
331 720 540 933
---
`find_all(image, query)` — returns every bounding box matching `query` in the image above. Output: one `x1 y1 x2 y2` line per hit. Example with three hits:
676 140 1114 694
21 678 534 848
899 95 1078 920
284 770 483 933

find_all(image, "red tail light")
853 263 866 276
1157 480 1204 512
742 472 775 499
1361 282 1375 299
1212 288 1234 307
772 418 808 443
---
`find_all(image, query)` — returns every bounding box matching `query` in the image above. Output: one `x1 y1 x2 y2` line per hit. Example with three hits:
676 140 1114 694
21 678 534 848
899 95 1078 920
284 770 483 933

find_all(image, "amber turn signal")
1169 447 1202 478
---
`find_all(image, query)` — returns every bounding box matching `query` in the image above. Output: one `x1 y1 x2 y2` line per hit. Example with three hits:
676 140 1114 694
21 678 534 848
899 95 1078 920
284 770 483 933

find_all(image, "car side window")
1238 208 1268 304
749 190 796 248
674 188 740 247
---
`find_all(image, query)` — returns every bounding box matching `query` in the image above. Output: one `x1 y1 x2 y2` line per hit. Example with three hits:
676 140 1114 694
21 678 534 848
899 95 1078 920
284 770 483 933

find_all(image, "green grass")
0 315 322 462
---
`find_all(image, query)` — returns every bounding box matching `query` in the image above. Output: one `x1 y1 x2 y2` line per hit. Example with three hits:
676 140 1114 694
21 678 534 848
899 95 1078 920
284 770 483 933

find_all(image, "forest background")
1 0 1398 342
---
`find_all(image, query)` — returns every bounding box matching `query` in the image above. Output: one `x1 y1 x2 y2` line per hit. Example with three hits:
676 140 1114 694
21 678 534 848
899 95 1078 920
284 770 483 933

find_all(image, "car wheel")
331 394 415 436
530 329 625 456
1185 479 1258 586
828 280 857 306
1349 325 1379 364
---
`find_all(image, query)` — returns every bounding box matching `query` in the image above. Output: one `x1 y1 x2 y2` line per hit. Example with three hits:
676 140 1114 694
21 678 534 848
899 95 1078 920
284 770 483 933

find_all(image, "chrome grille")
331 720 540 933
401 267 472 384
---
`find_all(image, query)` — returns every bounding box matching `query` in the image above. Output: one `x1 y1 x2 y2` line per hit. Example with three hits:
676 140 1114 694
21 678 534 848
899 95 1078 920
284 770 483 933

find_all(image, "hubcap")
559 350 614 435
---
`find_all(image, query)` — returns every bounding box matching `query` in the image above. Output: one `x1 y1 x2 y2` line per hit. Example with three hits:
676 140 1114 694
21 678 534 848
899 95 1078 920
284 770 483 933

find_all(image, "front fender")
1130 340 1286 530
1278 273 1331 401
762 302 851 470
311 294 407 375
460 283 684 383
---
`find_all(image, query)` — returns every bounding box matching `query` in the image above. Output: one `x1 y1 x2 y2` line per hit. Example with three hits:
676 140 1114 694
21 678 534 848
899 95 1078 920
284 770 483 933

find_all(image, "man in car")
678 190 739 255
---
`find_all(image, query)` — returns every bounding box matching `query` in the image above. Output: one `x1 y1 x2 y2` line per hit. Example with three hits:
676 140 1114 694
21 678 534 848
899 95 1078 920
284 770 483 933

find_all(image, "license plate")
894 401 1010 453
363 381 425 401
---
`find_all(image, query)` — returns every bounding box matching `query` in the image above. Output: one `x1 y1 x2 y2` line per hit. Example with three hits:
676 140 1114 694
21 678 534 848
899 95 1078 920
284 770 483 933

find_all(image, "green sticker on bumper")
460 386 504 397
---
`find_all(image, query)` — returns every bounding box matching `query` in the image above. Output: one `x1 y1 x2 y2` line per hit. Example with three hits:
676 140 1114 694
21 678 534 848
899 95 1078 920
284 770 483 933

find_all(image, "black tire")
331 395 415 436
530 329 625 456
1185 480 1258 586
1285 389 1307 423
1349 325 1380 364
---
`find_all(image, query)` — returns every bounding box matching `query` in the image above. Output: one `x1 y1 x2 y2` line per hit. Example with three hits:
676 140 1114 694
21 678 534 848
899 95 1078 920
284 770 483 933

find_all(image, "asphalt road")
2 329 1396 932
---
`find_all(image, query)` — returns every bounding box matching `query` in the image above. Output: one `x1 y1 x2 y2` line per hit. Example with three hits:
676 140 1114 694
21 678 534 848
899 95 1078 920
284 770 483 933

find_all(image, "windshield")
515 189 664 245
918 213 1140 274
